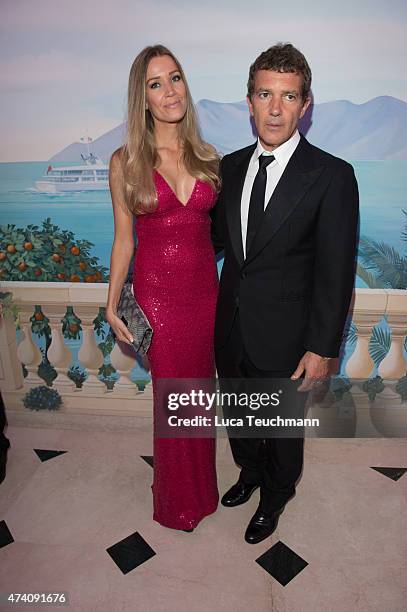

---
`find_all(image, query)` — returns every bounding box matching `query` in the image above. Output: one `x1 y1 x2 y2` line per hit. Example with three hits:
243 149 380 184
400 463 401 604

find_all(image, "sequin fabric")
133 171 219 530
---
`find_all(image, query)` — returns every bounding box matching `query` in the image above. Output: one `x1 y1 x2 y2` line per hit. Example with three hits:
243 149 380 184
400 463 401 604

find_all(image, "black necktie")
246 154 275 256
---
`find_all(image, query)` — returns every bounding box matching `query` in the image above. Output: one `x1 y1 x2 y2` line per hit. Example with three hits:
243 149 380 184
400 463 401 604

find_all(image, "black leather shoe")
221 480 259 507
244 506 285 544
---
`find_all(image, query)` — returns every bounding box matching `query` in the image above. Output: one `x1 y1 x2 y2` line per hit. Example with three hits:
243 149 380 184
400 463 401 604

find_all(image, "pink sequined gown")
133 171 219 530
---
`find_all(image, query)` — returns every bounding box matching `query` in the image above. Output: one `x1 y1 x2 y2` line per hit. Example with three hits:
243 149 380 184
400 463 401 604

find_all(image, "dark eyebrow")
146 69 180 84
256 88 299 95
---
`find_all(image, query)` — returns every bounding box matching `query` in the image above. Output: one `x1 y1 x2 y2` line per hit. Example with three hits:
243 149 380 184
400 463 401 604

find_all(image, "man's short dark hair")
247 43 312 101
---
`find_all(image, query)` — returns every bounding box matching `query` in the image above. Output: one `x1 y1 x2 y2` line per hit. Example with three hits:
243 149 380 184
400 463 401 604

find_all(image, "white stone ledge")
0 281 109 306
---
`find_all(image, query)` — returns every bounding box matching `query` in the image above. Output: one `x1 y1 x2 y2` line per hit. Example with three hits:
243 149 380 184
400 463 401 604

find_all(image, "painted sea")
1 160 405 380
0 160 406 287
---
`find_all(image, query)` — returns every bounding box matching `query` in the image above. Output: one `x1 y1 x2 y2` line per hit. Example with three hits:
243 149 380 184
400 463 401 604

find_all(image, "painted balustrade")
16 303 43 389
0 282 151 415
74 304 106 395
0 283 405 421
377 290 407 411
344 289 407 383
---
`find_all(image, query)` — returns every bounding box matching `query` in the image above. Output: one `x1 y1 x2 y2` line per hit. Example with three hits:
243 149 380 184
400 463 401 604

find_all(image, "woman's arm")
105 149 135 344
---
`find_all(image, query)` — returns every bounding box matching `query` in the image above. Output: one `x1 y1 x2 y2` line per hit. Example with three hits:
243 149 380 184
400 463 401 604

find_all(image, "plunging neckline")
155 170 197 207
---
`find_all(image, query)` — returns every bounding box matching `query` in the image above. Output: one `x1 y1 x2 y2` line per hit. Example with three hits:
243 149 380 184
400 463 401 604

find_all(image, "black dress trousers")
216 311 306 513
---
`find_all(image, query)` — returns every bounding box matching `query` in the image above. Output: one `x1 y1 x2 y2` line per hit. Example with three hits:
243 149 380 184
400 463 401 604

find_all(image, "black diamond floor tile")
371 466 407 481
141 455 154 468
106 531 156 574
0 520 14 548
255 541 308 586
34 449 67 462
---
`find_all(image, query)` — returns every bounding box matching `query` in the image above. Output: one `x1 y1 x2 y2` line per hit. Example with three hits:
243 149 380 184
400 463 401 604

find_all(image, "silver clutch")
115 282 153 355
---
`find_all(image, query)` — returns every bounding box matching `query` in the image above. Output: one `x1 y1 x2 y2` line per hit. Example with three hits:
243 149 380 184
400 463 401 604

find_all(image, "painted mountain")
50 95 407 162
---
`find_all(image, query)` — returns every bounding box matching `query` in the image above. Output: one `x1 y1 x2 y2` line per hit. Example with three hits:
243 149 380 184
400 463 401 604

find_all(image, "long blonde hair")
120 44 220 214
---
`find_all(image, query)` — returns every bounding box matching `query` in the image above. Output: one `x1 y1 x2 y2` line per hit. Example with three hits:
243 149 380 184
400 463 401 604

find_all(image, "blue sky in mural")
1 0 406 161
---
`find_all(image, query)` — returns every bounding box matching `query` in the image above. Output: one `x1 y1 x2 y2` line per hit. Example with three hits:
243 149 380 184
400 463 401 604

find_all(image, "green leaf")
369 326 391 366
358 236 407 289
361 376 385 401
395 374 407 401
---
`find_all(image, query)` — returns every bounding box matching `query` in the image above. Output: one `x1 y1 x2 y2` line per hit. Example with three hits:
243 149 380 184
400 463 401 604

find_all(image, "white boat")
35 152 109 193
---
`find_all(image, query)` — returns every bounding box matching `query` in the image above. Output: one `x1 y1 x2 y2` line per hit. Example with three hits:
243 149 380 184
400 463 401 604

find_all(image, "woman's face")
145 54 187 125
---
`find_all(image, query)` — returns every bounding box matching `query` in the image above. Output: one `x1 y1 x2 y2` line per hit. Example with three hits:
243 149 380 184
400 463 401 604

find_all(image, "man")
212 43 358 544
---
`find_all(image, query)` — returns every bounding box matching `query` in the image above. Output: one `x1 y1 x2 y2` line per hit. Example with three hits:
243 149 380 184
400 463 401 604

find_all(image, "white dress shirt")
241 129 300 258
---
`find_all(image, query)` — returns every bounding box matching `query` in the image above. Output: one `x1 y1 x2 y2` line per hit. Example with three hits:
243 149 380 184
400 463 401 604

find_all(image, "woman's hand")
106 310 134 345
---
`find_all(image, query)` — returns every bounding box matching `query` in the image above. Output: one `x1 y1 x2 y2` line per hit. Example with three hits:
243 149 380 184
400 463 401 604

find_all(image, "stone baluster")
16 305 43 389
74 305 106 394
345 313 376 379
345 290 387 437
42 304 76 392
377 290 407 405
109 341 139 397
0 308 25 391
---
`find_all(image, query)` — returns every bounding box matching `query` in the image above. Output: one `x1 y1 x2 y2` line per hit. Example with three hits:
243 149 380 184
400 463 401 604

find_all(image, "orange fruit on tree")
79 261 87 270
34 268 42 277
94 270 102 280
0 252 6 261
51 253 61 262
7 244 16 254
18 262 27 271
70 274 80 282
85 274 95 283
24 242 33 250
57 272 65 280
59 244 66 253
70 246 80 255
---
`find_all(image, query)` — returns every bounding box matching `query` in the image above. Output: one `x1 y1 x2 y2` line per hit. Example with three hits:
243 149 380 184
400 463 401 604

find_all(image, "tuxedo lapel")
225 144 256 267
244 137 324 265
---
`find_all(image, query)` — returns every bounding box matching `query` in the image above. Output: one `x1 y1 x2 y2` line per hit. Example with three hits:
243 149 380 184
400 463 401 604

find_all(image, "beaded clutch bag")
116 282 153 355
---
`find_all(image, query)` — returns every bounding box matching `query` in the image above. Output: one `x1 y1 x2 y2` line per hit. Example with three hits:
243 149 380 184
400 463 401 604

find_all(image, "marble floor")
0 422 406 612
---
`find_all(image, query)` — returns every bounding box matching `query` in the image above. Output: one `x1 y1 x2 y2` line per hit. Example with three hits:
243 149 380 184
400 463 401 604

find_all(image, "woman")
106 45 220 531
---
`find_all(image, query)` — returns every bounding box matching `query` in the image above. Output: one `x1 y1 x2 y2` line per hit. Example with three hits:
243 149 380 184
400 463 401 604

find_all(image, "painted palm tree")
352 209 407 366
357 209 407 289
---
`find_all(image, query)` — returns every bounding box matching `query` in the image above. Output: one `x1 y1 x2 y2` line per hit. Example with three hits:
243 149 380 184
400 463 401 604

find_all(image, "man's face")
247 70 310 151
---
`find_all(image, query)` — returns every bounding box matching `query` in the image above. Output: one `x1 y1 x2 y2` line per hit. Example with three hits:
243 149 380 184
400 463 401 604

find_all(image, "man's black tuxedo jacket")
211 134 359 371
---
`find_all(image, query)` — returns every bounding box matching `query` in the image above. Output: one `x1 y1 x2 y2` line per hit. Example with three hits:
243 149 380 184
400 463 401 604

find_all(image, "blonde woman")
106 45 220 531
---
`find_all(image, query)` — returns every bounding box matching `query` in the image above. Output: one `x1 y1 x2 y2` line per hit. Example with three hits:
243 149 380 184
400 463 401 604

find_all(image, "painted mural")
0 0 406 386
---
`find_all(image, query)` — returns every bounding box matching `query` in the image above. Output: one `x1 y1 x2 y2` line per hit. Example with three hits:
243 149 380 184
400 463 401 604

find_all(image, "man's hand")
291 351 330 391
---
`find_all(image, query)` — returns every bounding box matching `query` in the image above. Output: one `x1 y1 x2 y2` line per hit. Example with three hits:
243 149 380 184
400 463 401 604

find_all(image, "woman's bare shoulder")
110 146 125 166
110 148 127 183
